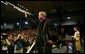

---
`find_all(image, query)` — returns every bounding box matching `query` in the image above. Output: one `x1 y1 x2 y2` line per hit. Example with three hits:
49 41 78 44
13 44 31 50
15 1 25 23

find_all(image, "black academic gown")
36 19 52 53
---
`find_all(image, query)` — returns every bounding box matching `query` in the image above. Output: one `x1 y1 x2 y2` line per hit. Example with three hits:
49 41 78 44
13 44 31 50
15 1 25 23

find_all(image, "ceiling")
1 1 84 23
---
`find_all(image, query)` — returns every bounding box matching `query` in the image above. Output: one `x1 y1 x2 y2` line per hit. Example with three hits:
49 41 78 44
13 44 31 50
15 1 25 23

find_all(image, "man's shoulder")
46 19 52 24
46 19 52 21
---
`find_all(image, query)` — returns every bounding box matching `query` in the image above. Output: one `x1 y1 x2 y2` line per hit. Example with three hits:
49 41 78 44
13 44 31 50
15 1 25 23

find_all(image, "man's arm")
45 20 53 45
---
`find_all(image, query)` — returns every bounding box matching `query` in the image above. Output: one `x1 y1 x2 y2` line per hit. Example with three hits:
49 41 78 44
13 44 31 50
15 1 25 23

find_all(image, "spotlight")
25 22 28 24
67 17 71 19
1 1 4 3
22 6 24 8
54 23 57 26
5 1 8 5
4 23 6 26
16 22 19 25
26 9 28 11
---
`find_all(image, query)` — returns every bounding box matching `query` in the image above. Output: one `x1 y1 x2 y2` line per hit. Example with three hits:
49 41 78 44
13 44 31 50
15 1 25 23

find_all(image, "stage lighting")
67 17 71 19
16 22 19 25
4 23 6 26
54 23 57 26
25 22 28 24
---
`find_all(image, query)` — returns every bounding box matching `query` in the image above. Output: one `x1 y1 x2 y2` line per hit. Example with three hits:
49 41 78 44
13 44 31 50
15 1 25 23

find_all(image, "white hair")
39 11 46 17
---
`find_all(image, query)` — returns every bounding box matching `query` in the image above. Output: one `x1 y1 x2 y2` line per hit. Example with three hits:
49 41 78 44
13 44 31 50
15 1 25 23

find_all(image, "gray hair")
39 11 47 17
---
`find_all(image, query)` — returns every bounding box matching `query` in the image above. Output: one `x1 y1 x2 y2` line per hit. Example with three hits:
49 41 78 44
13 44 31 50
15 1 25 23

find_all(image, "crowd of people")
1 28 67 53
1 27 83 53
1 29 36 53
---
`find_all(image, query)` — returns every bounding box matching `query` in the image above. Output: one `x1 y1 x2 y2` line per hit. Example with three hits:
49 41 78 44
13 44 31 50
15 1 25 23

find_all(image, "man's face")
38 12 46 22
8 35 13 40
74 28 77 32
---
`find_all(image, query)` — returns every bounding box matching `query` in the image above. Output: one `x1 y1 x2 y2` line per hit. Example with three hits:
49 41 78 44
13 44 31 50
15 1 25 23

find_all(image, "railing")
26 40 36 53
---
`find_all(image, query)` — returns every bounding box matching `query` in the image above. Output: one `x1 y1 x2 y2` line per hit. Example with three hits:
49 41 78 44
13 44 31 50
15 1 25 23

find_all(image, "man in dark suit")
36 11 53 53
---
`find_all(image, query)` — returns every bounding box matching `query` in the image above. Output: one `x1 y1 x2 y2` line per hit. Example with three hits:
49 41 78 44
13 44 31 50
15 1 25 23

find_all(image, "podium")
65 35 73 53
